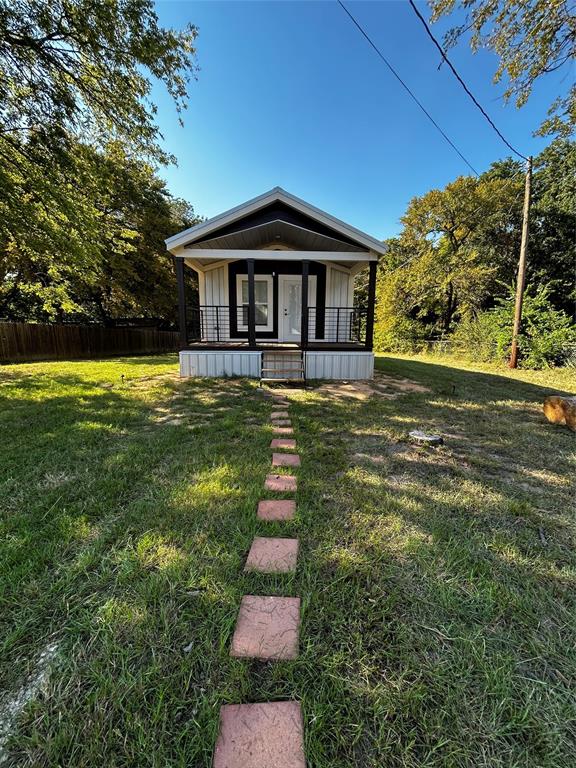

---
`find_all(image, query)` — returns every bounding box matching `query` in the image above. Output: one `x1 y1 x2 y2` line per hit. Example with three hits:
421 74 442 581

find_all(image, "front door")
279 275 316 342
280 276 302 342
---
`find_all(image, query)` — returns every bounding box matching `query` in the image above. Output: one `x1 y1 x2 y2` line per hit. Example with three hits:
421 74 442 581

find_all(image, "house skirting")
179 350 374 380
304 351 374 380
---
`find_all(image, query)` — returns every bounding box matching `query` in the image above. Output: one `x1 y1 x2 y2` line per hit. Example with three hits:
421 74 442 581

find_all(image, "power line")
408 0 529 162
337 0 479 176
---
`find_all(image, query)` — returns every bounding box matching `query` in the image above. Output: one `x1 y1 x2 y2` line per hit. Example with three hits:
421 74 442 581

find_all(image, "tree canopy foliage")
0 0 197 160
0 138 199 323
429 0 576 138
374 139 576 365
0 0 199 324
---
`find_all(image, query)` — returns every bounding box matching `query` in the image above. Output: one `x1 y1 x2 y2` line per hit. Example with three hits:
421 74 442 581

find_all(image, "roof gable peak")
165 188 387 256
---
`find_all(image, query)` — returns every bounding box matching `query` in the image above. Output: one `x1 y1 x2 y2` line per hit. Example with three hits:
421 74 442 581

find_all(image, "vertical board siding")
325 267 353 342
327 268 350 306
179 350 374 380
179 351 261 377
204 266 227 306
304 351 374 380
0 322 179 362
204 266 230 340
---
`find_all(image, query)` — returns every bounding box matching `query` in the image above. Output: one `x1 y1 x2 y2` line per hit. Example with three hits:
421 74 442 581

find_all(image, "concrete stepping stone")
273 399 290 407
257 499 296 520
270 438 297 450
272 419 291 427
213 701 305 768
272 452 301 468
273 426 294 436
244 537 299 573
271 410 290 419
265 474 297 492
230 595 300 660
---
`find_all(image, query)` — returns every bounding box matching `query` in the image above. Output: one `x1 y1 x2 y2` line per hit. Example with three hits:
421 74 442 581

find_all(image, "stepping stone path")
213 701 306 768
265 473 297 492
245 537 299 573
273 426 294 435
230 595 300 660
271 438 297 450
257 499 296 521
272 452 301 468
214 390 306 765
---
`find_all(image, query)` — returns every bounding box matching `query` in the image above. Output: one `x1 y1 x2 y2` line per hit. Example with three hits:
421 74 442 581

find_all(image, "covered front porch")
166 188 384 380
175 256 377 352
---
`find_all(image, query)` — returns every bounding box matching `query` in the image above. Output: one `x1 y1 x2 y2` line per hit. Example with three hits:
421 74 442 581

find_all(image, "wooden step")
261 367 304 374
261 377 304 383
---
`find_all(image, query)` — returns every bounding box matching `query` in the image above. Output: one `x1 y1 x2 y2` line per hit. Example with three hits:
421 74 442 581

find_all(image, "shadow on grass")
1 357 574 767
376 355 575 399
295 358 575 766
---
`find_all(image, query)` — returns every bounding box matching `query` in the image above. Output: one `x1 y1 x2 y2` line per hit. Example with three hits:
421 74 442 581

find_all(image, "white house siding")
304 351 373 380
202 265 230 341
327 266 350 306
180 350 373 380
325 266 354 342
203 265 228 305
180 351 261 378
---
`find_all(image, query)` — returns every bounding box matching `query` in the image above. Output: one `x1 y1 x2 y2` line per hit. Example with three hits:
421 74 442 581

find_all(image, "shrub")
453 284 576 368
374 314 428 353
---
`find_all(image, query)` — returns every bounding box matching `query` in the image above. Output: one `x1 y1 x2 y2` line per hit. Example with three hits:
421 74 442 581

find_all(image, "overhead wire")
336 0 480 176
407 0 529 162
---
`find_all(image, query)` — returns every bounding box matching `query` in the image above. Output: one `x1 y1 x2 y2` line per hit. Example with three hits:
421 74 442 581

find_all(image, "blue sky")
152 0 557 239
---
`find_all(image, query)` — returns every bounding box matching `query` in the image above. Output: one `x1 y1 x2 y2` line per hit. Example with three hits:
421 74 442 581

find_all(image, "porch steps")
260 350 305 383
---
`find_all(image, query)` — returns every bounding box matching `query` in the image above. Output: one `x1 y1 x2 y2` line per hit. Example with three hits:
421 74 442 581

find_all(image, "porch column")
365 259 377 350
247 258 256 348
175 257 187 349
301 260 309 349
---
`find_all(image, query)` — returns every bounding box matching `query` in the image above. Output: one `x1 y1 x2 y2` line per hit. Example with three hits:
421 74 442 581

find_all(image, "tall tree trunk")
443 281 457 332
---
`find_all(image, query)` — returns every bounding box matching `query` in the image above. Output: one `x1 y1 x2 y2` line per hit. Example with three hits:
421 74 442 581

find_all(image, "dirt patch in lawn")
315 372 431 401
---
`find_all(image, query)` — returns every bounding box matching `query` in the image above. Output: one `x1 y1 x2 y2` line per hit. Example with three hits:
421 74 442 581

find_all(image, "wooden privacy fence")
0 322 179 362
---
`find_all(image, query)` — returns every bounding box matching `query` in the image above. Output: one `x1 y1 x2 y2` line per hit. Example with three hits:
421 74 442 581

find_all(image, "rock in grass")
543 395 576 431
409 430 443 446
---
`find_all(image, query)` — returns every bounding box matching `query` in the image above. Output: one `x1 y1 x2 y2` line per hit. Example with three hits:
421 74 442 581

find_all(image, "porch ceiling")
185 220 367 253
183 251 374 271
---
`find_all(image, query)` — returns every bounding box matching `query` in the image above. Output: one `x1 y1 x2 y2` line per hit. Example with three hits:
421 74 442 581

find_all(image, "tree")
398 174 523 331
0 139 199 323
429 0 575 138
0 1 199 323
374 141 576 356
530 139 576 314
0 0 198 160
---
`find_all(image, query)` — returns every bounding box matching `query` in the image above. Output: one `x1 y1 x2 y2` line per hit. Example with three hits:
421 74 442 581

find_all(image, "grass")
0 353 574 767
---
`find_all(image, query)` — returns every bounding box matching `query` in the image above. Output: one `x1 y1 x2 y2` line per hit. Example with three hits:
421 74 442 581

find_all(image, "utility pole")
509 155 533 369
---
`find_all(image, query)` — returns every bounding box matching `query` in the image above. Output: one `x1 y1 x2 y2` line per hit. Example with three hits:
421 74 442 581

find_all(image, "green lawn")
0 354 574 767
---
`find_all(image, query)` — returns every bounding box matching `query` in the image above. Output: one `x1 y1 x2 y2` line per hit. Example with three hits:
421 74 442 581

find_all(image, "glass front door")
279 276 316 342
282 278 302 341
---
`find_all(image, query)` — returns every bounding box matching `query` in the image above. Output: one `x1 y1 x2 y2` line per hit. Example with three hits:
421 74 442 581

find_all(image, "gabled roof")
165 187 387 256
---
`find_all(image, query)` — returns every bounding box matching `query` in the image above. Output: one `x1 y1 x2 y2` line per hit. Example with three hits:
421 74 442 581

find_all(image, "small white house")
165 187 384 381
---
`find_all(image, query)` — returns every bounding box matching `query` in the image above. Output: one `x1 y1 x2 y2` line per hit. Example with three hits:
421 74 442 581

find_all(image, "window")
236 275 273 332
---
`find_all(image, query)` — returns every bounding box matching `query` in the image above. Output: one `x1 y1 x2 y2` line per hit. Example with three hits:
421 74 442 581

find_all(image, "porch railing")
308 307 366 344
185 305 367 346
187 305 236 343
